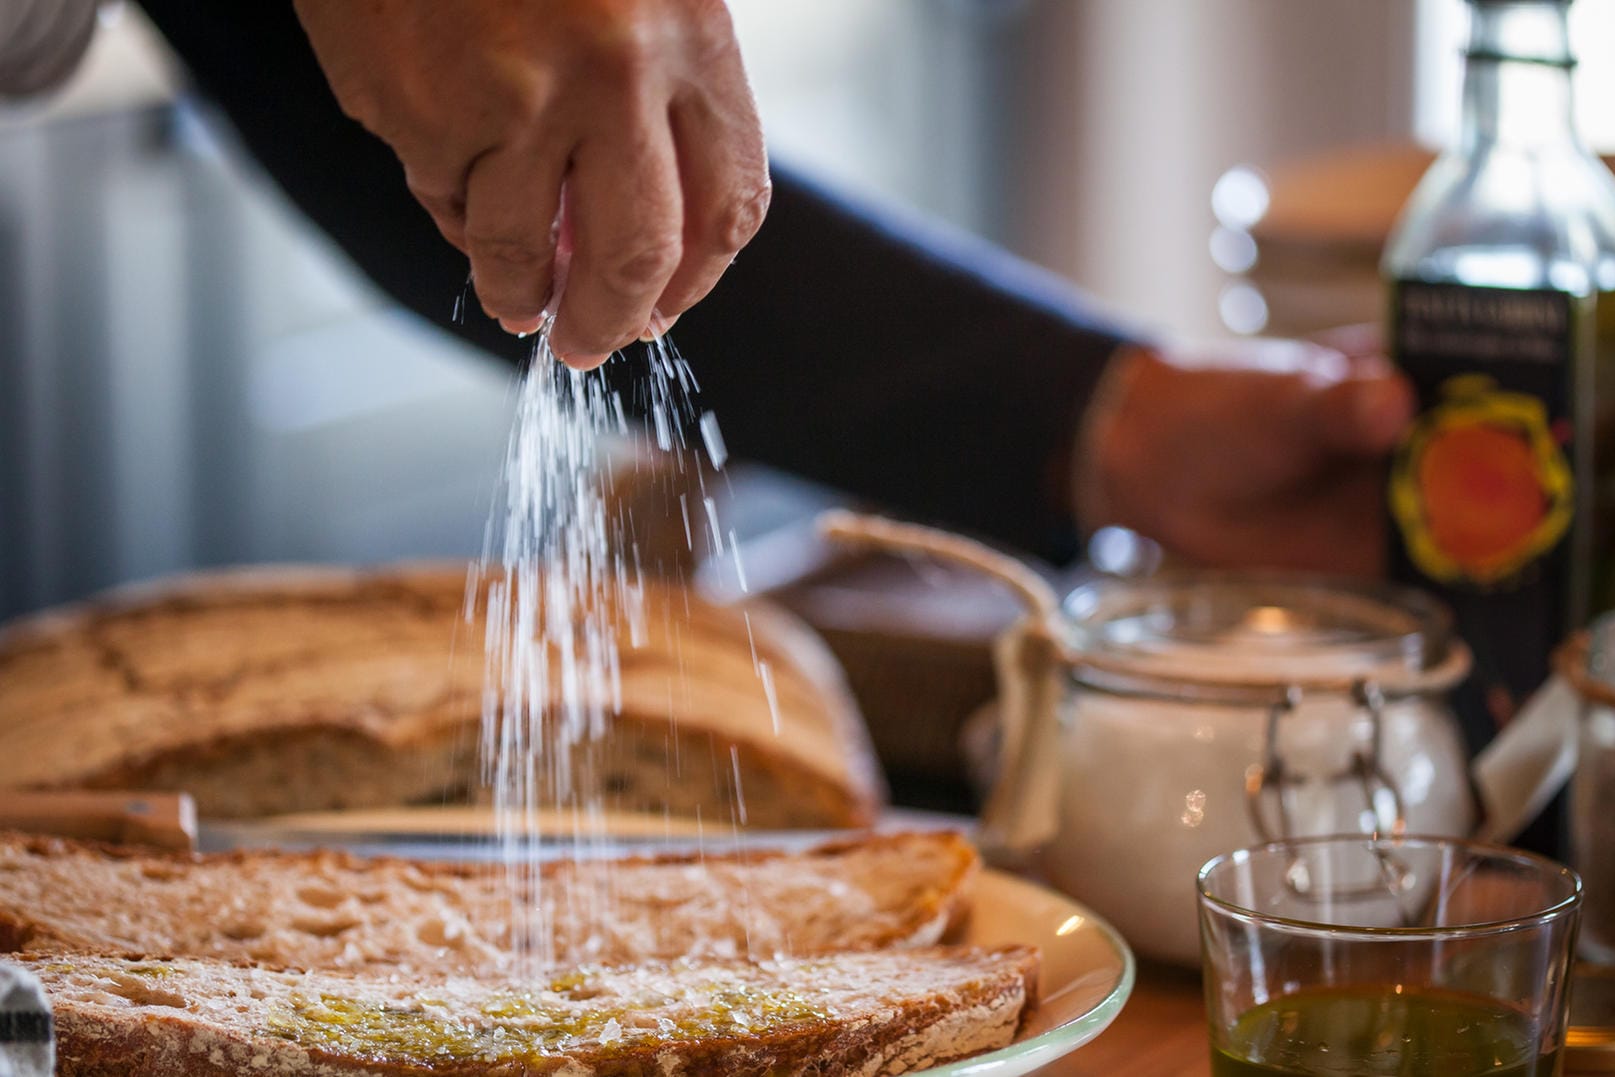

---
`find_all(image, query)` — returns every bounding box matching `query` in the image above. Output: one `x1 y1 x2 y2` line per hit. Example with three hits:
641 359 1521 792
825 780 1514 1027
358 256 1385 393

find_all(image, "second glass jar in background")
1557 612 1615 965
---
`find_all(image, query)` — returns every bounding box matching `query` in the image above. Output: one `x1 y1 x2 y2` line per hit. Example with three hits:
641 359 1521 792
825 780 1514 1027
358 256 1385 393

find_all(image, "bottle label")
1388 280 1576 732
1389 373 1573 584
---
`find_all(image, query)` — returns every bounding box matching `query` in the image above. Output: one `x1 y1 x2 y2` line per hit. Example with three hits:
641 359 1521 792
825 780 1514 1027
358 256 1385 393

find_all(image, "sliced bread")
0 830 978 974
35 944 1039 1077
0 564 881 826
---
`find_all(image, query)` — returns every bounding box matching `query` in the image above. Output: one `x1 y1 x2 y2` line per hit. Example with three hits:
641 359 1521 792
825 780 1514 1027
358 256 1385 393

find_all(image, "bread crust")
0 563 882 825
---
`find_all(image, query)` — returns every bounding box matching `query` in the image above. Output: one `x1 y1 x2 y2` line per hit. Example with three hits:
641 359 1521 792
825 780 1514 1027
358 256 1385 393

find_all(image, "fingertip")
548 313 635 368
1346 375 1416 451
1311 321 1383 361
499 316 545 337
557 351 610 371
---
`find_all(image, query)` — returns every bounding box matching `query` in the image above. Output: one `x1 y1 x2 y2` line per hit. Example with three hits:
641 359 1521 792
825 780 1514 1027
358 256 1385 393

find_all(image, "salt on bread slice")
35 945 1039 1077
0 563 881 826
0 830 978 974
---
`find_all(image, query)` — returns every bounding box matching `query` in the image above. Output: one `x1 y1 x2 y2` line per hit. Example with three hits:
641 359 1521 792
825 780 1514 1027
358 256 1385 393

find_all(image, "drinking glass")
1199 835 1582 1076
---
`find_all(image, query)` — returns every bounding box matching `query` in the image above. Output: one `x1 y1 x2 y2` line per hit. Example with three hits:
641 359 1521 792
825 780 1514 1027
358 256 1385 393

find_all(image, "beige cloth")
0 0 97 97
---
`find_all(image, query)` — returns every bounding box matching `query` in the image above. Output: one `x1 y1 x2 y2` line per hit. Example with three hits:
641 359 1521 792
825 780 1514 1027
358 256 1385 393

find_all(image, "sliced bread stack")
0 830 1041 1076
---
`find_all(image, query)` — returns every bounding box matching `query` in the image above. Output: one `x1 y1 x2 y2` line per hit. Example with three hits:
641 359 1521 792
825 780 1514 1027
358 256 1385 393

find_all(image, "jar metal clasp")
1244 678 1408 844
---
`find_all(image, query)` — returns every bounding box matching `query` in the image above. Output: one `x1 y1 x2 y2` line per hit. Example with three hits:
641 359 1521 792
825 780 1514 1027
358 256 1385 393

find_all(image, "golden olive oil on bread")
38 946 1037 1075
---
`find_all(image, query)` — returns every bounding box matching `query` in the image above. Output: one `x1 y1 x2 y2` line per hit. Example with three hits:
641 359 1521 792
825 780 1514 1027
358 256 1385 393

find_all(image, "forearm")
669 169 1140 563
0 0 97 98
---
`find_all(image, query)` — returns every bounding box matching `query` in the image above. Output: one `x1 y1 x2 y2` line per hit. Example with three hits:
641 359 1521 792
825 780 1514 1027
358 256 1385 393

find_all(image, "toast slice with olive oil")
34 945 1039 1076
0 829 978 974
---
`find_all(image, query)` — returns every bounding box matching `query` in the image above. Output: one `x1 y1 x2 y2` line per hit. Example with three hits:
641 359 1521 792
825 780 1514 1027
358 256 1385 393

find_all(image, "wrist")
1069 342 1155 537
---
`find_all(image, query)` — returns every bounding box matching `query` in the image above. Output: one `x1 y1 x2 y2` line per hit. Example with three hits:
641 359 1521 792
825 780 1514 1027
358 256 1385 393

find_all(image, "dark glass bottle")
1382 0 1615 746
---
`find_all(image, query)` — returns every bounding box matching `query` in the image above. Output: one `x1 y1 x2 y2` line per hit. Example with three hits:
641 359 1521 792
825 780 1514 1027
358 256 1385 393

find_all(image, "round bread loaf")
0 565 882 826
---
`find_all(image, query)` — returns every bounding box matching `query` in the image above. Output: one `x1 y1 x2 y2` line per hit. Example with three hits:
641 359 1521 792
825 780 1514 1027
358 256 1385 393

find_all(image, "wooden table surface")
1038 960 1210 1076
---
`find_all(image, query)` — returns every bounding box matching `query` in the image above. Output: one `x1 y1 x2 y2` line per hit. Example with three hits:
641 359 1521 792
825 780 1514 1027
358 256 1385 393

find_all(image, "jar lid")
1556 613 1615 706
1060 572 1467 702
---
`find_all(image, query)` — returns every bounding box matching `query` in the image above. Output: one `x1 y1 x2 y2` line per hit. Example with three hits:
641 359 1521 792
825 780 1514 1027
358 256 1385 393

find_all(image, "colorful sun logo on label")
1389 375 1573 585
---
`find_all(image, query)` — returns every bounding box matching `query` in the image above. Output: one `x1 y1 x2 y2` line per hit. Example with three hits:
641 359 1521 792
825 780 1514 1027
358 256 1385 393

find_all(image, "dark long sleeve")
134 2 1137 563
670 170 1134 561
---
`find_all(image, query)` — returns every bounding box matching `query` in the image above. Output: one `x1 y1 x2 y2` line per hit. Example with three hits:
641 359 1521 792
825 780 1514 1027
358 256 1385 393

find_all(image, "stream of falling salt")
468 328 748 973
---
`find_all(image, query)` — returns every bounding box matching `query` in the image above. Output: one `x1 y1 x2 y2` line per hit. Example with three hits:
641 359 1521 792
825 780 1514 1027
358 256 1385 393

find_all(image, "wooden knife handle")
0 791 197 851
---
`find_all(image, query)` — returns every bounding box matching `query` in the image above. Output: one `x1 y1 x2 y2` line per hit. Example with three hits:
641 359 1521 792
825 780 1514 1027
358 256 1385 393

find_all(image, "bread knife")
0 790 197 850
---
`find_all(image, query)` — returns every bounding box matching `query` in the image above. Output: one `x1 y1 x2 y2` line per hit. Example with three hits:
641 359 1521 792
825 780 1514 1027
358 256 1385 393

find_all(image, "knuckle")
578 30 655 93
710 181 771 251
492 72 552 129
686 3 743 67
466 232 549 269
600 234 682 297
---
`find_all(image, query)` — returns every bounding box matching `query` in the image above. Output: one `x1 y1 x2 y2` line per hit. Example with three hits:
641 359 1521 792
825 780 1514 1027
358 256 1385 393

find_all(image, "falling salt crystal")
742 611 759 671
679 494 693 550
730 745 748 826
758 660 780 736
699 411 727 471
703 496 723 555
729 529 748 594
651 403 672 451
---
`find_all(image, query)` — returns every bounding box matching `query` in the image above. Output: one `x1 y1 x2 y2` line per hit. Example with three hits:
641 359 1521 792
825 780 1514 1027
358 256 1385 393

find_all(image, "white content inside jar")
1045 588 1473 965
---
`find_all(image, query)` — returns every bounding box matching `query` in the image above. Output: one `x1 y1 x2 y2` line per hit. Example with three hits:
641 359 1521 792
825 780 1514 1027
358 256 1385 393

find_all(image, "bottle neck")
1459 1 1579 153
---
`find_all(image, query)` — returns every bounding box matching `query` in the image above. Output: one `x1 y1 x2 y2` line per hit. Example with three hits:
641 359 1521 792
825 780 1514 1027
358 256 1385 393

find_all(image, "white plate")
921 869 1136 1075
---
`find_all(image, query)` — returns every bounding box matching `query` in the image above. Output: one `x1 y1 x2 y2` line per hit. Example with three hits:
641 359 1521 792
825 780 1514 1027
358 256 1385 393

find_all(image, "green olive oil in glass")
1209 985 1555 1077
1200 837 1581 1077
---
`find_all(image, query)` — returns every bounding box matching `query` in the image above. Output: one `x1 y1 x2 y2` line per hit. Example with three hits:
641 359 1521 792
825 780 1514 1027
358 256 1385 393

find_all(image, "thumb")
1306 370 1415 457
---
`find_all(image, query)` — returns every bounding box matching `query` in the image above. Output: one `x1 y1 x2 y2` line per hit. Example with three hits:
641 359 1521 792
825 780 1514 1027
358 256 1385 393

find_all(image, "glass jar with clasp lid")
984 573 1477 967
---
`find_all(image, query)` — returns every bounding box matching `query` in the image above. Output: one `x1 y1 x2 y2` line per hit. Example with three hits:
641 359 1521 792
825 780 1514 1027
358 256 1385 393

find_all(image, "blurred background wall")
1 0 1611 619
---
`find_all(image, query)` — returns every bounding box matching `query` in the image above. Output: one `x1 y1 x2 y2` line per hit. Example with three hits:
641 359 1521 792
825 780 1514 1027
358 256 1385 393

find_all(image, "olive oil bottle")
1383 0 1615 746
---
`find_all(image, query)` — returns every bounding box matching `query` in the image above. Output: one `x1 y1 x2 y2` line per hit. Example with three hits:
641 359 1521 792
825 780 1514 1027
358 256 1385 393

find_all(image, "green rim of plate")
918 897 1138 1076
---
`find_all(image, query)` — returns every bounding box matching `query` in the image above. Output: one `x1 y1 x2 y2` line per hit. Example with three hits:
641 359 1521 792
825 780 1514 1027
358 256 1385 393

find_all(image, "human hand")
293 0 771 369
1074 330 1414 576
